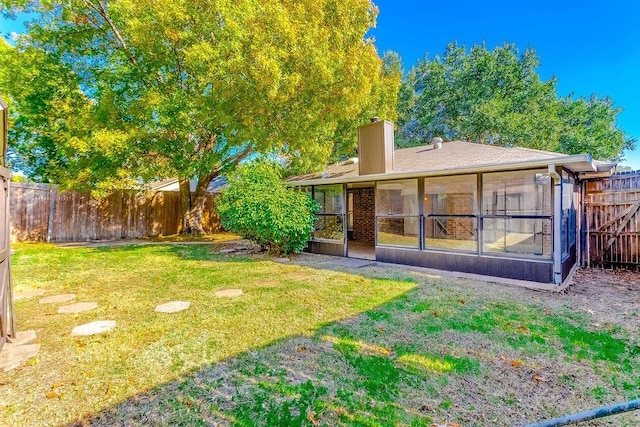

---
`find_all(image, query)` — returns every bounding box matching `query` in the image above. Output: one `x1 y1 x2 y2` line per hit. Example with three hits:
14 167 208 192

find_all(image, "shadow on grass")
68 293 476 427
91 241 260 264
13 244 639 426
66 253 640 426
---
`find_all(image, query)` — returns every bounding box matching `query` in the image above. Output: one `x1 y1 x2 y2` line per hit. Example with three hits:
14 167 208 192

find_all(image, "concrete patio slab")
0 344 41 372
290 252 566 292
155 301 190 313
71 320 116 336
215 289 243 297
39 294 76 304
2 330 37 349
14 289 46 300
321 258 374 268
58 302 98 314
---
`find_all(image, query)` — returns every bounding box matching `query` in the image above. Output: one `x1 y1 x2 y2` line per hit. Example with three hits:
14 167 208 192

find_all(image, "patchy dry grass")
4 243 414 426
3 245 640 426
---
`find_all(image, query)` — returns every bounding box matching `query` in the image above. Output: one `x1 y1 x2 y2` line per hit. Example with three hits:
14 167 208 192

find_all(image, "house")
149 176 228 193
287 119 615 285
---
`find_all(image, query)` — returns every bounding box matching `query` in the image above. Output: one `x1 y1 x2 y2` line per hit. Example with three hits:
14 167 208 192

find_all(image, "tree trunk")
186 174 216 235
178 177 193 234
180 145 251 235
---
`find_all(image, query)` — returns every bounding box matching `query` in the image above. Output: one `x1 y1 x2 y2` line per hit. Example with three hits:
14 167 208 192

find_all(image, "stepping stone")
3 330 37 349
155 301 190 313
273 257 290 262
71 320 116 337
39 294 76 304
220 248 236 254
14 289 45 301
58 302 98 314
0 344 41 372
215 288 243 297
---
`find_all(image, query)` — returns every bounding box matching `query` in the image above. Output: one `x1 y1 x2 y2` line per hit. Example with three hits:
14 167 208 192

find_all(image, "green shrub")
217 161 318 254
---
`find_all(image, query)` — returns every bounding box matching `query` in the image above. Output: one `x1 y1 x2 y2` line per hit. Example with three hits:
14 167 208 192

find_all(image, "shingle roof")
289 141 575 183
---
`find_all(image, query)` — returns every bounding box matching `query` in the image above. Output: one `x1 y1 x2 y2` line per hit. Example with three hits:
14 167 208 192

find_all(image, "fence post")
46 185 56 243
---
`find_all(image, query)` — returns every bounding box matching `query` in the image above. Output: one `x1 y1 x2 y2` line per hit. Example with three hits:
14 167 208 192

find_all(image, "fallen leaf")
177 394 194 408
510 359 523 368
457 299 465 304
543 309 551 315
334 406 349 416
431 311 439 317
516 326 530 334
51 382 64 390
307 411 320 426
376 326 385 333
532 374 547 383
27 358 37 366
297 346 309 352
46 391 60 399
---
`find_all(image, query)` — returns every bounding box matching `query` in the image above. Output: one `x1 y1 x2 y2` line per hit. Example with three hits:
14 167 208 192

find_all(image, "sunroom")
288 119 614 285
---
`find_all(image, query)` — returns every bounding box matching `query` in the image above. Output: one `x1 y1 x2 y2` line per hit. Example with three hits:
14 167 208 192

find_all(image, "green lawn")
3 243 640 426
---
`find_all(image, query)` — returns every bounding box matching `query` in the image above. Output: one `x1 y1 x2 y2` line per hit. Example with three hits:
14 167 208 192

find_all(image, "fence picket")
9 183 221 242
586 171 640 268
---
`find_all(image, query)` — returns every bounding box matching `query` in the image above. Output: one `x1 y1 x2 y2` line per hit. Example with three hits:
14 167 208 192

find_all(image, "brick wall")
445 193 475 239
352 188 375 243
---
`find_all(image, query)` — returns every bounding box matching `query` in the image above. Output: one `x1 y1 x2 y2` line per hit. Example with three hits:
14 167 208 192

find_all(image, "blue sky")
369 0 640 168
2 1 639 167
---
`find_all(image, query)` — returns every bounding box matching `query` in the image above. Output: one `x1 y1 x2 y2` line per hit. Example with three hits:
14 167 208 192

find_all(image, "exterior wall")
306 167 575 285
305 240 345 257
543 180 553 256
562 245 577 280
446 193 474 240
376 247 554 283
352 188 375 243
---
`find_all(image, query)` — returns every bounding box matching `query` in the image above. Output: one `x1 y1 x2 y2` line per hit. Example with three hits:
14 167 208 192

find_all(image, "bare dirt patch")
563 268 640 335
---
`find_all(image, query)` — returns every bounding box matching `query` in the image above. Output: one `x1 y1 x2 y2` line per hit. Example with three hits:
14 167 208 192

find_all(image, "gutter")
548 165 563 285
288 154 596 187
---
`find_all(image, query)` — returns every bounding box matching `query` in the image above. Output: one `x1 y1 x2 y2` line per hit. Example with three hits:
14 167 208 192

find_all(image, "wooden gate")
0 96 16 350
586 171 640 268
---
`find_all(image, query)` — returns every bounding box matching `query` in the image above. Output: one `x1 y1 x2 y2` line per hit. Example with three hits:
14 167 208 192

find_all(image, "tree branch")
197 143 252 193
82 0 138 65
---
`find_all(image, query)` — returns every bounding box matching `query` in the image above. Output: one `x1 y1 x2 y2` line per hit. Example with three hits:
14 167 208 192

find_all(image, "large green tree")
0 0 399 233
398 42 634 160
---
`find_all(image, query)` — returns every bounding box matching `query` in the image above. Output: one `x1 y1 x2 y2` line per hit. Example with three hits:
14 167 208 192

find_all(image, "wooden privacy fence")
586 171 640 268
10 183 221 242
1 96 15 349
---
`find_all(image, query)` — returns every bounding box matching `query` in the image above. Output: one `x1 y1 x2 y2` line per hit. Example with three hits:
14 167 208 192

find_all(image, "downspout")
580 179 587 267
548 165 562 285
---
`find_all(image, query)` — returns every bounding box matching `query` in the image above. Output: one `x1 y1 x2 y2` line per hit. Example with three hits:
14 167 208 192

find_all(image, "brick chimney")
357 118 394 175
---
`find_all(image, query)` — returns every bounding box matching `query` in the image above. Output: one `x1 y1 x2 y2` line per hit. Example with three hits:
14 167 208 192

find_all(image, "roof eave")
288 154 599 186
578 161 617 179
